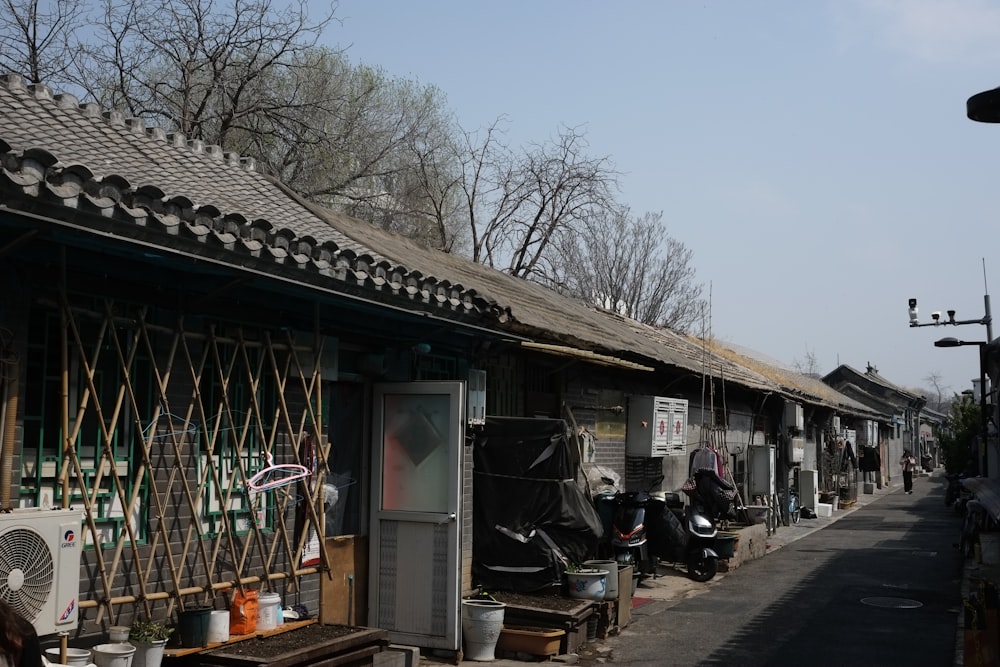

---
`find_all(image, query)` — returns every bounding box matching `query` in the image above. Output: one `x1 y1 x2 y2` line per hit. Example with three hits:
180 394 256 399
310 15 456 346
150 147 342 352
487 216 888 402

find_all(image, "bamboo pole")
76 566 321 608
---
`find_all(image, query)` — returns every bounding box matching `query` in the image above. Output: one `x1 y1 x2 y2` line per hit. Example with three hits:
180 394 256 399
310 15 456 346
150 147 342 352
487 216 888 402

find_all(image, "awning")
520 342 655 372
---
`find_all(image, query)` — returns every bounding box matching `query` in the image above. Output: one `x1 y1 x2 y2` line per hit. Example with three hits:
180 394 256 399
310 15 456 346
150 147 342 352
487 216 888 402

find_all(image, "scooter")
601 475 720 582
600 475 661 577
647 491 720 582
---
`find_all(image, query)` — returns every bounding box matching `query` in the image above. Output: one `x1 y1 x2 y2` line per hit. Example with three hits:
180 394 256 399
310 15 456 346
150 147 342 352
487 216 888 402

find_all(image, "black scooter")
648 490 720 582
600 475 721 582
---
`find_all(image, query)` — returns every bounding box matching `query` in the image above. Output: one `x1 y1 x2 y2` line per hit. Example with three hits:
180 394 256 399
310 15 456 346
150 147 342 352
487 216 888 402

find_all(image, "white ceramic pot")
566 568 608 601
461 599 506 661
583 560 619 599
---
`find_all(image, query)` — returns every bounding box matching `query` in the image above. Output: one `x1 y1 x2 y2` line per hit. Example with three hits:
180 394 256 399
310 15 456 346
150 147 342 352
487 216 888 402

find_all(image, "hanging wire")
142 414 199 441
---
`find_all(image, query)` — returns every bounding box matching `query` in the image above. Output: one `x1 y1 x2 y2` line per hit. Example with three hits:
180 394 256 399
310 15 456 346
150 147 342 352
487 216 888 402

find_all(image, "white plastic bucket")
208 610 230 643
257 593 281 631
131 641 166 667
45 648 92 667
92 643 136 667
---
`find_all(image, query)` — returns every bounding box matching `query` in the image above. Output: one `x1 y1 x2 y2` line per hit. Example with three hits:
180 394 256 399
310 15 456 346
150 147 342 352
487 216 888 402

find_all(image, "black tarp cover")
472 416 603 593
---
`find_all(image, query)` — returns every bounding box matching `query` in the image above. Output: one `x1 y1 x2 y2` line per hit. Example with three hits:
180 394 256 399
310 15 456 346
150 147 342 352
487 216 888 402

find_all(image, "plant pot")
715 532 738 558
178 607 213 648
131 641 166 667
565 568 607 601
582 560 619 599
44 648 91 667
496 626 565 657
109 626 130 643
461 599 506 661
92 643 136 667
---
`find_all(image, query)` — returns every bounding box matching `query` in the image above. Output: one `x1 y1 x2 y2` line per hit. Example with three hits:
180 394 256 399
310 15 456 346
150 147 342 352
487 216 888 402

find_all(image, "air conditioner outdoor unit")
0 508 83 637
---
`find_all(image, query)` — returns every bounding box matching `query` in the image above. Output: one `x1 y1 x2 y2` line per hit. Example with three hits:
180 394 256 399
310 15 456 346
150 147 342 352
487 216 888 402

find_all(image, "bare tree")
792 347 822 377
553 208 706 333
75 0 337 146
425 119 618 281
0 0 85 84
923 371 951 412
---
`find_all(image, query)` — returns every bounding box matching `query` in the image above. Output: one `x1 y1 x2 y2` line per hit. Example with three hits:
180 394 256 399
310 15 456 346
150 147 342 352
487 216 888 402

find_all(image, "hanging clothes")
841 440 858 471
860 446 879 472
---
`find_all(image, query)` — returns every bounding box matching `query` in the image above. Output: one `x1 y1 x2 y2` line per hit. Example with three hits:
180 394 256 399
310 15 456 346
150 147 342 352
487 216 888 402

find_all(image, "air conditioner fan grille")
0 528 54 621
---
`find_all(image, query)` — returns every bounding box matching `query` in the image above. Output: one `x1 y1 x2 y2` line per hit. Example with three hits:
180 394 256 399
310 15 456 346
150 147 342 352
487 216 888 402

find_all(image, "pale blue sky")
324 0 1000 397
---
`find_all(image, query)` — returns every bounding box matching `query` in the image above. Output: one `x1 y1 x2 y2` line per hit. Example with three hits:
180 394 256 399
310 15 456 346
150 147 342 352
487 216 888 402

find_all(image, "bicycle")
787 489 801 525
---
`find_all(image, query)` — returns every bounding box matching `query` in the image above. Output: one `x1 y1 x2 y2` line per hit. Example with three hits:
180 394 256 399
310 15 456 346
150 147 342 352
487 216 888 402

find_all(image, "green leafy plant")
939 393 981 474
129 617 173 643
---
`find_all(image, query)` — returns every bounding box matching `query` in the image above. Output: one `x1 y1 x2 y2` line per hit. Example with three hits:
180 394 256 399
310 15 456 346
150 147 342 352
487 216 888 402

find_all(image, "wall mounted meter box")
749 445 776 497
626 395 688 457
788 436 805 464
784 401 804 431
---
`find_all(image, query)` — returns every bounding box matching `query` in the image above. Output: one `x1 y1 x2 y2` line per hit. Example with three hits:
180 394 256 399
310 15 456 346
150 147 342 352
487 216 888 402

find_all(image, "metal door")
369 382 464 649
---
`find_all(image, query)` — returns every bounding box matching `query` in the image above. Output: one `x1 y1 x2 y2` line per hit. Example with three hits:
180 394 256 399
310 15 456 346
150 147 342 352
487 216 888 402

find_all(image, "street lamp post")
907 292 993 473
934 337 989 475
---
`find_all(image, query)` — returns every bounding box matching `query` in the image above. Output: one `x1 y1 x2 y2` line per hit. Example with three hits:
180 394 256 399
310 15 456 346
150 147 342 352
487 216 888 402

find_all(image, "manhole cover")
860 597 923 609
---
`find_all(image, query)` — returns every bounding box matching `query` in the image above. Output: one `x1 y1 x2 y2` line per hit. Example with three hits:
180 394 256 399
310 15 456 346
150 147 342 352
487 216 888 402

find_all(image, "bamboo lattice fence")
22 286 332 629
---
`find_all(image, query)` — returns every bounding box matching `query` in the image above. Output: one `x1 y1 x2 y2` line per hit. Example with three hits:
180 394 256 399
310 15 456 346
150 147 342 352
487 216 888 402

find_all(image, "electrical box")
749 445 775 497
831 415 841 433
626 395 688 458
467 369 486 426
788 436 805 464
784 401 804 431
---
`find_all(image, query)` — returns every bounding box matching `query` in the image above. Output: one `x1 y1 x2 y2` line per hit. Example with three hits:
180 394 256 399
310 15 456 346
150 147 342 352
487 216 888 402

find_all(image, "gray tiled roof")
0 75 499 321
0 74 878 416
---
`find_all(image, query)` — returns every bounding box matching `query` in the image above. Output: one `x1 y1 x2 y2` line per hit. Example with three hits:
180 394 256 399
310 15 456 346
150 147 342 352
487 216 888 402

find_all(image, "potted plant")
564 563 608 601
129 618 173 667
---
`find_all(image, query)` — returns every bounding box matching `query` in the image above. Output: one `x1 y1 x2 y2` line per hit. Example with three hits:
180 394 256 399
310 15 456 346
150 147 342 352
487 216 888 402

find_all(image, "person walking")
900 449 917 495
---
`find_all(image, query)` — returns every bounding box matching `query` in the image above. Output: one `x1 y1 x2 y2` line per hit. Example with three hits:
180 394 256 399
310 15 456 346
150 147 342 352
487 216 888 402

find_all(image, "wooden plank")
164 620 317 658
320 536 368 626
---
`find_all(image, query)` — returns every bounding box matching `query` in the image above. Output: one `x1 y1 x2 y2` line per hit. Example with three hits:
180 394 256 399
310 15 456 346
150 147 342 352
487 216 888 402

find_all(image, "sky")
321 0 1000 397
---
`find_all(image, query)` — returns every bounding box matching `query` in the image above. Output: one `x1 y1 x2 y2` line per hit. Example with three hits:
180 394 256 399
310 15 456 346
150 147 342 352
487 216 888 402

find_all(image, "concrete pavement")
423 473 920 667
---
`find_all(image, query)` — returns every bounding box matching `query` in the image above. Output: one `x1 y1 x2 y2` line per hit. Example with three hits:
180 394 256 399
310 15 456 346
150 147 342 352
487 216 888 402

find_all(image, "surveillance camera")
932 311 941 322
908 298 919 325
